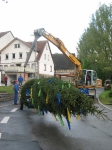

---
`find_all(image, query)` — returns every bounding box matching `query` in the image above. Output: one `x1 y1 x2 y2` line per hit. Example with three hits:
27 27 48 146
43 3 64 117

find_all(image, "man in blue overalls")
80 83 89 95
14 80 19 105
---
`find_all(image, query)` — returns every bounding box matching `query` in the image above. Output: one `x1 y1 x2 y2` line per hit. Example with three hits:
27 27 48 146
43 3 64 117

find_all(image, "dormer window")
14 44 20 48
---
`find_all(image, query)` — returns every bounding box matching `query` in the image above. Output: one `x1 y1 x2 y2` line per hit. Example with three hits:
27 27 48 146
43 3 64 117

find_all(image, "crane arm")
34 28 82 81
24 33 40 68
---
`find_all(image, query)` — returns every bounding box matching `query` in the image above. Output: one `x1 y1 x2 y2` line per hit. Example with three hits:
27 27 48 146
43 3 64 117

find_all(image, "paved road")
0 102 42 150
0 88 112 150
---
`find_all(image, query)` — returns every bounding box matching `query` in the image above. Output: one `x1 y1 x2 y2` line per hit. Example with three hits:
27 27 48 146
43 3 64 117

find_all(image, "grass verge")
0 86 14 93
99 89 112 105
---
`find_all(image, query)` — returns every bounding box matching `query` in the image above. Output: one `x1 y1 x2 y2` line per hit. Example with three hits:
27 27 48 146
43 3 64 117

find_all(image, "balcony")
4 66 35 73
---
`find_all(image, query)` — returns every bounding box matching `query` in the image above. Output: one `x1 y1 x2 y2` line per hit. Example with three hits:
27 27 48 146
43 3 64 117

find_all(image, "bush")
109 91 112 98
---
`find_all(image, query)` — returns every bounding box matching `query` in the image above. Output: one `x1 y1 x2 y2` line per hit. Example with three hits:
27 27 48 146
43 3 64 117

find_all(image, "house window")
26 64 30 68
12 53 15 59
44 54 46 60
32 63 35 69
46 44 48 50
4 65 8 68
44 64 46 71
48 55 49 61
50 66 52 72
16 64 21 66
5 54 9 60
19 53 22 59
0 65 3 70
14 44 20 48
26 52 29 57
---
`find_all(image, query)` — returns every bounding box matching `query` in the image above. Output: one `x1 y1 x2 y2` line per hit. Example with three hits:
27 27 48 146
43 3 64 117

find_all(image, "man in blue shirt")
18 74 23 86
80 83 89 95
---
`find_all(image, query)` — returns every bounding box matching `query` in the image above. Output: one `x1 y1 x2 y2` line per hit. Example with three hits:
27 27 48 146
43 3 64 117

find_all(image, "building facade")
0 32 54 85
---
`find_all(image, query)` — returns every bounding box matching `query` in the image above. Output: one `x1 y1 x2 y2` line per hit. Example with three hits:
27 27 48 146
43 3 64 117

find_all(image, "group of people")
4 74 23 87
4 74 23 104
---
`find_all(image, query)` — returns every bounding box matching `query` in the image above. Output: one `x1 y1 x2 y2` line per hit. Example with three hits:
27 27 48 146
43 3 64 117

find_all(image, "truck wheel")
20 100 23 110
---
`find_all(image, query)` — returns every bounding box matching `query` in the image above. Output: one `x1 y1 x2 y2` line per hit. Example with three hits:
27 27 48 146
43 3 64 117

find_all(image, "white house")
0 36 54 85
27 40 54 78
0 31 14 84
0 31 14 50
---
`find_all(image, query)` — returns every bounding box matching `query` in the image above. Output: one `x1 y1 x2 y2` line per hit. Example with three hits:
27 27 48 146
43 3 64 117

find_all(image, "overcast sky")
0 0 111 55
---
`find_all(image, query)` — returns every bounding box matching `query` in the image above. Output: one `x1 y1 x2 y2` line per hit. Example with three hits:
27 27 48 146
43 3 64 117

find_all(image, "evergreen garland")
20 77 110 129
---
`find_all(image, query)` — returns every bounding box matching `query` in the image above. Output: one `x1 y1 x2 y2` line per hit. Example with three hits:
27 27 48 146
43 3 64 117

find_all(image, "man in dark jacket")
4 75 8 86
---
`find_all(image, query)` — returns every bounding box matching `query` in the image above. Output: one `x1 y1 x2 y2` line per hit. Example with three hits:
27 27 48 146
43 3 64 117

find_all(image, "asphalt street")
0 87 112 150
0 102 42 150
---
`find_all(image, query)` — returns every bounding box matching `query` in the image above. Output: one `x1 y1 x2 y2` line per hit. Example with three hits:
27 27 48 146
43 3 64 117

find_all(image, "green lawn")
99 88 112 104
0 86 14 93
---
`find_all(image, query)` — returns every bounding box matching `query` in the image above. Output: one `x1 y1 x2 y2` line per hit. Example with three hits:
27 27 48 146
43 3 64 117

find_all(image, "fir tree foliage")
21 77 108 122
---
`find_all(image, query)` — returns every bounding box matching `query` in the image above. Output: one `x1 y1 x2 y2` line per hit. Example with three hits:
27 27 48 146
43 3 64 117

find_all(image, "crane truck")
24 28 102 90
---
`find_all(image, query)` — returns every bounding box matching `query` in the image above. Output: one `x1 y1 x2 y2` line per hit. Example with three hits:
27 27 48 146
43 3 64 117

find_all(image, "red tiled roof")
27 40 47 61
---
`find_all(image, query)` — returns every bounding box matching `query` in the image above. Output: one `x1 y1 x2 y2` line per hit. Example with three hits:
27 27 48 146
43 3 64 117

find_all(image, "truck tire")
20 100 23 110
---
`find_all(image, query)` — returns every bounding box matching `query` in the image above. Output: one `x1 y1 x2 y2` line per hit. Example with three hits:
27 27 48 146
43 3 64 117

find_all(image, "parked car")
104 79 111 90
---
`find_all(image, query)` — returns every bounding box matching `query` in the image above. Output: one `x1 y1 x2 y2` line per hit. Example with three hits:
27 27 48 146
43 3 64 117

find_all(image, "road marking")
0 104 13 108
0 133 2 139
0 117 10 123
11 108 18 112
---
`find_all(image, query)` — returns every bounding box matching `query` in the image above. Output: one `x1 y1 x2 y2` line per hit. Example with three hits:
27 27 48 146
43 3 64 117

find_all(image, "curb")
98 98 112 111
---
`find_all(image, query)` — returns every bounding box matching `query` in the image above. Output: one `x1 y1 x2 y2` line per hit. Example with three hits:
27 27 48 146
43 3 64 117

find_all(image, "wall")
0 32 14 50
0 39 36 67
0 93 14 102
39 44 54 76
